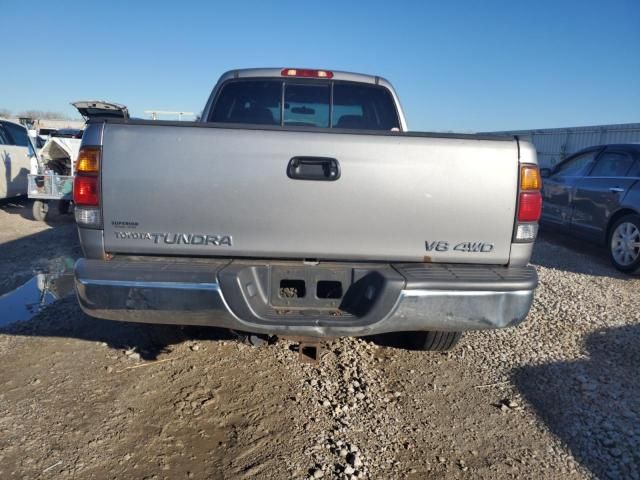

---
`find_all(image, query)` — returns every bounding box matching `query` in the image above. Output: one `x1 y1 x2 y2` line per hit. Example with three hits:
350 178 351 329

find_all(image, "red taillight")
281 68 334 79
74 175 99 206
517 192 542 222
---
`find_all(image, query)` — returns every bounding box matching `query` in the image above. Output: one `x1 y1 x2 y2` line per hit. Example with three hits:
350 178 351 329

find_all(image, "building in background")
484 123 640 168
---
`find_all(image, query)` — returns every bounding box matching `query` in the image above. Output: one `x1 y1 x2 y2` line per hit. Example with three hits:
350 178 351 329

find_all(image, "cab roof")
217 68 392 88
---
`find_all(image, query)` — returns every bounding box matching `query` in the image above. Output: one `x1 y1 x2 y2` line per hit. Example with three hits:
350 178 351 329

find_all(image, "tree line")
0 108 70 120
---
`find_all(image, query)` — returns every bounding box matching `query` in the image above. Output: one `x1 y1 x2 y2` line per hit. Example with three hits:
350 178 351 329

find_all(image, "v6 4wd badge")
426 241 494 253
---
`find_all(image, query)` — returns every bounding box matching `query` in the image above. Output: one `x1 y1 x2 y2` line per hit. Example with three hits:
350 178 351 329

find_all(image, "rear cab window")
209 80 282 125
208 79 400 131
284 84 330 127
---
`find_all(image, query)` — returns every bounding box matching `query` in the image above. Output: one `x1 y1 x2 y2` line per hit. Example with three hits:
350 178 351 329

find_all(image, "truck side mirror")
540 168 551 178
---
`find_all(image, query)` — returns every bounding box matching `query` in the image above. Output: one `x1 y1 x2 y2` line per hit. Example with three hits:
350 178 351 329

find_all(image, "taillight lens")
74 206 102 227
74 175 99 206
74 145 102 228
76 147 100 174
514 163 542 243
520 164 541 190
518 191 542 222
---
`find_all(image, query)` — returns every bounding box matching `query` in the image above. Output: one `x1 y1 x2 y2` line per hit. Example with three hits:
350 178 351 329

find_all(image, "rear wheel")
32 200 49 222
412 331 462 351
608 214 640 273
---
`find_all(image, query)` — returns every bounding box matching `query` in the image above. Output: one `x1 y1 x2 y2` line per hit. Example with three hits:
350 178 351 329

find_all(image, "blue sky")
2 0 638 131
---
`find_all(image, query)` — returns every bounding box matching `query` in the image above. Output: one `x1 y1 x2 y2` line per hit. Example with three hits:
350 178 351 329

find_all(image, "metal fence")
483 123 640 168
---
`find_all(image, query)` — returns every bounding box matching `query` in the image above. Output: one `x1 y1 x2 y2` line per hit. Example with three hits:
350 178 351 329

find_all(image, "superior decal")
114 231 232 246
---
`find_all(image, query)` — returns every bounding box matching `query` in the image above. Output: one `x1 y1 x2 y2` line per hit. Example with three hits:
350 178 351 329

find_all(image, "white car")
0 120 37 200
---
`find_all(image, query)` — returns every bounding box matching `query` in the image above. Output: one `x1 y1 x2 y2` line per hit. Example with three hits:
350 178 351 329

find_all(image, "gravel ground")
0 200 638 479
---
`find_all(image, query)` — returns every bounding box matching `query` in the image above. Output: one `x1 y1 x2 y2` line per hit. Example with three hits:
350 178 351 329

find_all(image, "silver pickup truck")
72 68 541 351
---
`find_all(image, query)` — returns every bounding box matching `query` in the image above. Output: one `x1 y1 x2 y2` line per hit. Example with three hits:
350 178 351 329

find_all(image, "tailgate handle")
287 157 340 181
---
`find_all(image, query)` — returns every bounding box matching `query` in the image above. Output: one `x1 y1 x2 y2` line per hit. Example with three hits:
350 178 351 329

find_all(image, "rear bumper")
74 258 537 337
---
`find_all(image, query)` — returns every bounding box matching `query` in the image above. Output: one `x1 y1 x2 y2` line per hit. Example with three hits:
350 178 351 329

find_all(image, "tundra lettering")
158 233 232 246
114 231 232 246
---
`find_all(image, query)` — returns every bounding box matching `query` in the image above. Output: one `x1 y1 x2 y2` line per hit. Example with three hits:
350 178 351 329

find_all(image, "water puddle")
0 257 76 327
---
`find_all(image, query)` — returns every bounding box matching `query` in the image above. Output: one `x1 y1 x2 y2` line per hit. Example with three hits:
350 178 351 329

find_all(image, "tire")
57 200 71 215
608 214 640 273
413 331 462 351
32 200 49 222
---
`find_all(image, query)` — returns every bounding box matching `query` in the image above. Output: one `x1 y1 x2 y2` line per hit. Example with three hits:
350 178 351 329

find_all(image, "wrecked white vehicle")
27 101 128 221
28 135 79 220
